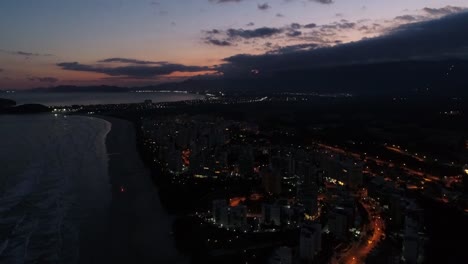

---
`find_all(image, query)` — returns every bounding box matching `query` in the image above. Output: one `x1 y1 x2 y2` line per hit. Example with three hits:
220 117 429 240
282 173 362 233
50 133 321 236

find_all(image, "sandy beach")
91 116 185 264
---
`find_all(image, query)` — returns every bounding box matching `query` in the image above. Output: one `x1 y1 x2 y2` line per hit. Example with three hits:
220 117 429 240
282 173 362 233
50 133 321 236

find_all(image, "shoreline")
3 91 205 107
91 115 186 264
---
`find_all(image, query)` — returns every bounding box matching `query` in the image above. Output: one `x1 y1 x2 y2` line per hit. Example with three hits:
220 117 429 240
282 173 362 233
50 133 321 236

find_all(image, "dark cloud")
390 6 466 25
423 6 465 16
311 0 334 4
98 58 166 64
205 38 233 46
57 61 211 79
257 3 271 10
357 23 382 33
203 21 342 47
219 12 468 76
28 77 59 83
246 22 255 27
202 6 466 50
203 27 283 47
0 49 52 57
227 27 283 39
276 13 284 18
268 43 319 54
205 29 221 34
286 30 302 37
290 23 301 29
395 15 418 22
304 23 317 28
321 21 356 30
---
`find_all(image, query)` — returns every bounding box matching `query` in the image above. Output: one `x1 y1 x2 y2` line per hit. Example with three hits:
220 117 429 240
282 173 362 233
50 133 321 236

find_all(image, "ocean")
1 92 204 106
0 115 111 263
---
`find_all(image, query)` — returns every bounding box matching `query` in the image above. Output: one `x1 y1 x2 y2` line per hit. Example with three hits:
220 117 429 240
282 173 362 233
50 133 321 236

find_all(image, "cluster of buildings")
142 115 259 176
212 199 247 229
141 114 412 263
268 223 323 264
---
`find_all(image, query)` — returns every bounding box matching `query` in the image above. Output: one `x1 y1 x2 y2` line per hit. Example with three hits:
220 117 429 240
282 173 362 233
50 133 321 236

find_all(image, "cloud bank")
218 11 468 76
57 59 212 79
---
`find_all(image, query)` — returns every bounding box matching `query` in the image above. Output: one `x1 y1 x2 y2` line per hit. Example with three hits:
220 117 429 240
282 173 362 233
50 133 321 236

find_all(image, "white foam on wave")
0 114 111 264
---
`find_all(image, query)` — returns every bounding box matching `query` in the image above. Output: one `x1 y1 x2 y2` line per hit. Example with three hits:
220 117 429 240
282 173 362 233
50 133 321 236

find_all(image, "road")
330 197 385 264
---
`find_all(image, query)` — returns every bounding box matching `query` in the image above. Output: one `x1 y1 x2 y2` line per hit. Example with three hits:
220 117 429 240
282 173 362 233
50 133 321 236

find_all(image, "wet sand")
89 116 185 264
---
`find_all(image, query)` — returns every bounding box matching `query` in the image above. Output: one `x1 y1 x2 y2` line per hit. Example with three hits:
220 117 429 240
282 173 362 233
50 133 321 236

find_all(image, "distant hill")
25 60 468 97
0 98 16 108
0 98 50 114
0 103 50 114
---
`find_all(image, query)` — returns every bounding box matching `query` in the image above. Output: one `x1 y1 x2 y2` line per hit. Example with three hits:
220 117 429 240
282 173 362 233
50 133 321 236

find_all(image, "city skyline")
1 0 467 89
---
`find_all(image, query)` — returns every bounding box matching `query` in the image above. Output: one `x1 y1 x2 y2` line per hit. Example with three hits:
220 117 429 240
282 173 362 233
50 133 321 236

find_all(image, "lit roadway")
331 198 385 264
317 143 441 182
317 142 467 211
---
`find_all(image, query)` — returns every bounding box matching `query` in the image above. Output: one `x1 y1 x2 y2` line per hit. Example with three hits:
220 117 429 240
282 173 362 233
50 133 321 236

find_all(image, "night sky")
0 0 467 89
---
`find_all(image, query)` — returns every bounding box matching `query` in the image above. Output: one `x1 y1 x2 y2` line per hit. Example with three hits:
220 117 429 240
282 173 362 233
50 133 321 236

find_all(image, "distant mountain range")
26 60 468 97
29 85 130 93
0 98 16 108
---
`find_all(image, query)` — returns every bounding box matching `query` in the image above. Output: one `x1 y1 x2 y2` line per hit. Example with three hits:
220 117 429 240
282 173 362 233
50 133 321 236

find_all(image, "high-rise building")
212 200 247 228
261 168 282 195
229 205 247 227
299 183 319 216
269 247 293 264
167 150 183 173
345 161 364 189
463 165 468 193
402 201 424 264
262 204 281 226
299 223 322 263
212 200 229 226
239 147 254 176
328 208 349 240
